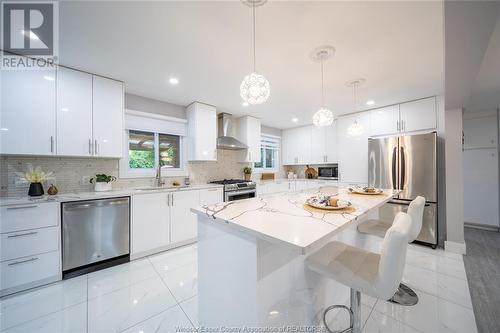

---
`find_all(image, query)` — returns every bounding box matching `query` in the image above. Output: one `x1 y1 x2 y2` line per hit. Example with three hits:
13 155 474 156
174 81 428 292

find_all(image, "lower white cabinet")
0 202 60 297
132 187 223 258
132 193 170 256
170 190 200 244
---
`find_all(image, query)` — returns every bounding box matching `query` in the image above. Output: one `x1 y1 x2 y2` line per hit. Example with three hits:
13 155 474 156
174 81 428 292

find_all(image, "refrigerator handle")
392 147 398 189
400 146 406 190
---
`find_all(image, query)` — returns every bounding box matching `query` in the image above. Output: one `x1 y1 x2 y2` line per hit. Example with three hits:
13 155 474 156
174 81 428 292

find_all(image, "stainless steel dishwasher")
62 197 130 278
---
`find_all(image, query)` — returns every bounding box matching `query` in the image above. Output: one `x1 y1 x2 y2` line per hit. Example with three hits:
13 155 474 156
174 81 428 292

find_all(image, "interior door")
398 132 437 202
368 136 398 189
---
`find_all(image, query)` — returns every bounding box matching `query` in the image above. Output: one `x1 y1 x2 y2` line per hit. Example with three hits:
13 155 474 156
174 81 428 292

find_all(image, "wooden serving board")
303 204 356 214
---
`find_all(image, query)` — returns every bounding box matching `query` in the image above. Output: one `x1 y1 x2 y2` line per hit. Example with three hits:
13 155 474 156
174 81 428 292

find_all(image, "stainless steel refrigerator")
368 132 437 247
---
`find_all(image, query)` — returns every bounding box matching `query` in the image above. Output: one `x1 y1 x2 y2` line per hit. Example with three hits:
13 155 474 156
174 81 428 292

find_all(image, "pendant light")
240 0 270 105
347 79 365 137
311 46 335 127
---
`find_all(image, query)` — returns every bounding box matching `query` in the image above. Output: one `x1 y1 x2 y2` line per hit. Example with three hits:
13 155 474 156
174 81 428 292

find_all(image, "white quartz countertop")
0 183 223 206
192 186 399 254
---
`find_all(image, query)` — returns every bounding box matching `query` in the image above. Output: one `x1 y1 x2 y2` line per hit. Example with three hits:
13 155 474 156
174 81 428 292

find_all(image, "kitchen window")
254 135 280 171
120 110 188 178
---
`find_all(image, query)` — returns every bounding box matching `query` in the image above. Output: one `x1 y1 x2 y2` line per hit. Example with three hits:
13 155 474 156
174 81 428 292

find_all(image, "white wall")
444 109 465 251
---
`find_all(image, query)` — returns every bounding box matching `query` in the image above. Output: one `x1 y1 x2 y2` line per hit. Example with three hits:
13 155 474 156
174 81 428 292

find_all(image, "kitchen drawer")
1 250 60 292
1 226 59 262
0 202 58 233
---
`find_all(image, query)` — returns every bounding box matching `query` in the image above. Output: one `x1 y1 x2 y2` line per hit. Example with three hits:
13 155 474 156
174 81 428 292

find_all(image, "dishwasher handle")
63 197 129 210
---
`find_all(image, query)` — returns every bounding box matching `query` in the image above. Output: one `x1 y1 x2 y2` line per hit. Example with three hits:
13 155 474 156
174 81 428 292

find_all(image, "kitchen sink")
134 185 190 192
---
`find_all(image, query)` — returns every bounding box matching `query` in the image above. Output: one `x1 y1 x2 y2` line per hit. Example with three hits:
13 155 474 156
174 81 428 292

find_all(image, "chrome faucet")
155 164 164 187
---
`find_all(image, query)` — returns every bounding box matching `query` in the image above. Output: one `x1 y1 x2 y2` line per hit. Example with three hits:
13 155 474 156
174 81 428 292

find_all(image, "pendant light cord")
253 2 256 73
321 56 324 107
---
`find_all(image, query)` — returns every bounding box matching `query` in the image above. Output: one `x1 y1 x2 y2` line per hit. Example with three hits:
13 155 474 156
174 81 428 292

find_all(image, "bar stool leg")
351 289 361 333
388 283 418 306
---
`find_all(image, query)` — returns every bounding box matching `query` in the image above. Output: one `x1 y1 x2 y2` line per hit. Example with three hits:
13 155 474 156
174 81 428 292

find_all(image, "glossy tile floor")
0 243 476 333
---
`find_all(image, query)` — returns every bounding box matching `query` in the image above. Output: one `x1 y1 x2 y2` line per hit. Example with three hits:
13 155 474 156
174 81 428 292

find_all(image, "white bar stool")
306 212 412 333
357 196 425 306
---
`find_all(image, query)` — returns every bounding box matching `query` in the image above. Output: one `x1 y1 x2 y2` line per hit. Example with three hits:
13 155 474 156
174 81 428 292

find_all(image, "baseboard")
130 238 197 260
465 222 500 232
444 240 466 255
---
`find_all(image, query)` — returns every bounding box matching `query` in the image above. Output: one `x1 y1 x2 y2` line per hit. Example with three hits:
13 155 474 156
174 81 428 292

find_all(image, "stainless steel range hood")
217 113 248 150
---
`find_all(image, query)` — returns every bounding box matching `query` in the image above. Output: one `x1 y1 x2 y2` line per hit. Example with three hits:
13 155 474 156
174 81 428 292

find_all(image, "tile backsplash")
0 149 253 197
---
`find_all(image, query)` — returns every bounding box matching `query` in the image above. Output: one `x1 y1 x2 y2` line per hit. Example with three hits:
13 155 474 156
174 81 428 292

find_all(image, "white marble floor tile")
148 245 197 273
406 249 467 280
159 263 198 303
180 295 198 327
87 258 158 299
375 289 477 333
0 275 87 331
362 309 421 333
87 276 177 333
121 305 194 333
1 302 87 333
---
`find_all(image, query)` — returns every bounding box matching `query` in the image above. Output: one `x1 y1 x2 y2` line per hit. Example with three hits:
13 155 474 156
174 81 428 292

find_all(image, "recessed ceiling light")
366 100 375 106
291 117 298 123
242 101 249 107
43 75 55 81
169 77 179 85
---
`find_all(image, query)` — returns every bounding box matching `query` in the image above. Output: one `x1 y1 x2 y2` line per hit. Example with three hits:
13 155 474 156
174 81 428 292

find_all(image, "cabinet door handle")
7 205 38 210
403 120 406 131
397 120 400 132
8 257 39 266
94 140 98 155
207 188 218 192
167 194 170 206
171 194 174 206
88 139 92 155
50 136 54 153
7 231 38 238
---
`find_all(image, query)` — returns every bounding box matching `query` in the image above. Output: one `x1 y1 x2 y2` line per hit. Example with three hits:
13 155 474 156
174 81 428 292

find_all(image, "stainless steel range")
209 179 256 202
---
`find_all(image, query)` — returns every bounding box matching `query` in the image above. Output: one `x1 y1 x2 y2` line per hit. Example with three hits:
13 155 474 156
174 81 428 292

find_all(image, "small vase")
28 183 44 197
244 173 251 181
94 182 112 192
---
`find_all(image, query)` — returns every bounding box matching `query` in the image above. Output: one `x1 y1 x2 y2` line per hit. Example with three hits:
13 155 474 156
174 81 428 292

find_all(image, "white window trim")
119 129 188 179
254 134 281 173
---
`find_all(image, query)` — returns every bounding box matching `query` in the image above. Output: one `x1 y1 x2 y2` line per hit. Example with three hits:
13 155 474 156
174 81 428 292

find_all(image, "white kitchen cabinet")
266 180 290 194
199 187 223 205
236 116 261 163
92 76 124 158
282 128 298 165
170 190 200 244
370 105 400 136
325 121 337 163
295 180 308 191
0 202 60 297
400 97 436 133
311 126 327 164
187 102 217 161
337 112 371 185
282 126 311 165
56 67 93 156
132 193 170 256
0 69 56 155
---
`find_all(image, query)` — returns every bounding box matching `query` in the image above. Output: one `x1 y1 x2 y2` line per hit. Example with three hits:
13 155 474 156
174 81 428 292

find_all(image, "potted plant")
16 165 53 197
243 166 252 181
90 174 116 192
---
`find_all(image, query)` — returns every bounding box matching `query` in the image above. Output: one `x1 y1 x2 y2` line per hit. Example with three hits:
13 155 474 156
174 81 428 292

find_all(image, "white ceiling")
59 1 444 129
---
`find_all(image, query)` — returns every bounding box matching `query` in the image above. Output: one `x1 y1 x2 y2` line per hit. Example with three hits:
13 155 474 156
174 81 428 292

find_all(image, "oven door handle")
226 189 257 197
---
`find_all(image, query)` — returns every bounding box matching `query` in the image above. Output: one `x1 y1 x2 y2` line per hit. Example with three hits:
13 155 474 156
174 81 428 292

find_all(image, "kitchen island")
191 186 398 327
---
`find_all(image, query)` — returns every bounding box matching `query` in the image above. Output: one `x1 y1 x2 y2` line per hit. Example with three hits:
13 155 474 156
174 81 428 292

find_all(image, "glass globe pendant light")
240 1 270 105
312 47 335 127
347 79 365 137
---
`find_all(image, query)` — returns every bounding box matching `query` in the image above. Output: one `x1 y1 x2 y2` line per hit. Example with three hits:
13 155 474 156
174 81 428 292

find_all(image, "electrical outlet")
81 176 91 185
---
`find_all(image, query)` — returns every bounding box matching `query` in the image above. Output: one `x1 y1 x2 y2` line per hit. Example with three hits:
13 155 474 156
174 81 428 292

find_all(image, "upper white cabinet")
399 97 436 133
56 67 93 156
282 124 336 165
337 112 371 185
1 69 56 155
187 102 217 161
370 105 400 136
371 97 436 136
325 122 337 163
236 116 261 163
282 128 298 165
310 126 327 164
92 76 124 158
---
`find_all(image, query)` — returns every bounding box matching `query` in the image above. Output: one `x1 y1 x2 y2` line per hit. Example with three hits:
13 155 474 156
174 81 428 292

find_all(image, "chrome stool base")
389 283 418 306
323 305 353 333
323 289 361 333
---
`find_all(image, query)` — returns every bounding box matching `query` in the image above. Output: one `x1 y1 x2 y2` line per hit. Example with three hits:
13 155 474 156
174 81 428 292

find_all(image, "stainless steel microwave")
318 166 338 179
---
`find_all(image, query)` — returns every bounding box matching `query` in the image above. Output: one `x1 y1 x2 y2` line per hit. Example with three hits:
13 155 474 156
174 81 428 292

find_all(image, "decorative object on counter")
47 184 59 195
305 195 352 211
287 171 295 179
311 46 335 127
90 174 116 192
16 164 53 197
172 180 181 186
261 173 274 180
346 78 365 137
184 177 191 186
240 0 270 105
349 186 384 195
305 165 317 179
243 166 252 181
